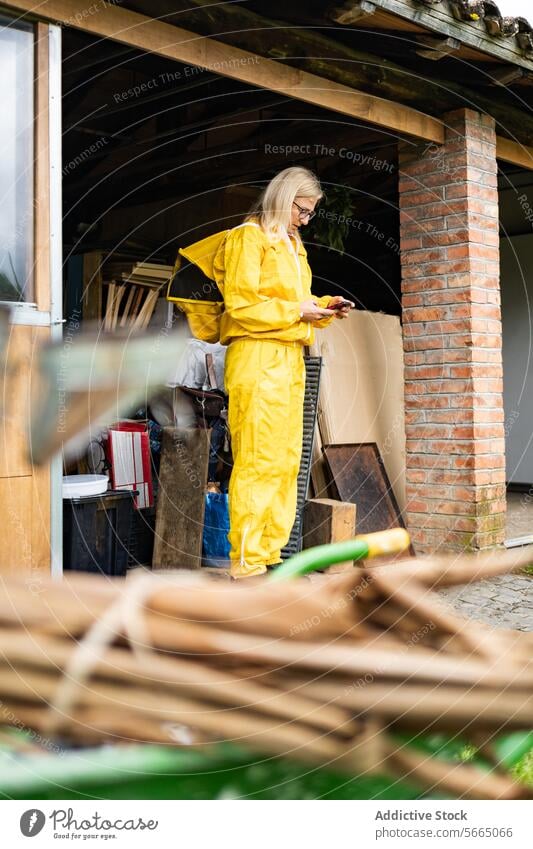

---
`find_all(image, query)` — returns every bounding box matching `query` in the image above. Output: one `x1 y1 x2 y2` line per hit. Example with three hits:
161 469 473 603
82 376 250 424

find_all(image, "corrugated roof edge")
415 1 533 54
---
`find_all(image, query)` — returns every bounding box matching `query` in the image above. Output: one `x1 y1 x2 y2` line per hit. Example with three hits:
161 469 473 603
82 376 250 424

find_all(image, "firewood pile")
0 545 532 799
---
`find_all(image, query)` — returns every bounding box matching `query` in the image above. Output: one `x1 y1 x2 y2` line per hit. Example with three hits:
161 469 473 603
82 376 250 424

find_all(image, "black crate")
127 505 156 568
63 490 137 576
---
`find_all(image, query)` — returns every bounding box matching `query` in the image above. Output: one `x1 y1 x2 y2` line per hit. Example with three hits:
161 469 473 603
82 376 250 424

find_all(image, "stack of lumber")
0 546 532 799
103 261 173 332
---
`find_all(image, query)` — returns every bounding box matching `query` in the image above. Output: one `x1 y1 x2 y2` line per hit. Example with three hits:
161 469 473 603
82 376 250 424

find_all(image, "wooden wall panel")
0 325 50 573
0 325 34 478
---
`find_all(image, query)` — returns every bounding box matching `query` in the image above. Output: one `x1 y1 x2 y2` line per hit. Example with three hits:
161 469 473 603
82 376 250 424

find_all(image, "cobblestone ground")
438 573 533 632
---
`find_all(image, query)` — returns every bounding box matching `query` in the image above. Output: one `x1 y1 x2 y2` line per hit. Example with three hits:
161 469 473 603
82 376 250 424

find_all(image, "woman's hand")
326 296 354 319
299 299 335 322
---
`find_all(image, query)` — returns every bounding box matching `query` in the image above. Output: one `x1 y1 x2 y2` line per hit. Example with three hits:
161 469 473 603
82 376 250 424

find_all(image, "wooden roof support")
329 1 377 24
490 66 529 86
7 1 533 171
2 0 444 144
496 137 533 170
415 34 462 60
158 0 533 148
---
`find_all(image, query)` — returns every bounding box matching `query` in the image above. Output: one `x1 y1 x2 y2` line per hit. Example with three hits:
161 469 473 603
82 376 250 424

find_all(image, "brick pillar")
399 108 505 553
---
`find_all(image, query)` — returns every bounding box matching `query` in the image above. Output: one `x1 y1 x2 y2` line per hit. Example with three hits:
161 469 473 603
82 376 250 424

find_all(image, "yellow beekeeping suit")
181 221 335 578
220 223 335 577
213 222 334 346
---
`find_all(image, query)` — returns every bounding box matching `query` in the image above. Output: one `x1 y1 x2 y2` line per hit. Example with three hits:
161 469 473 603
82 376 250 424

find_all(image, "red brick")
425 410 472 424
470 304 501 320
445 184 468 200
403 306 445 323
403 335 447 352
427 469 477 484
404 365 446 380
446 245 470 260
405 470 427 483
401 189 445 207
406 425 453 440
402 277 447 294
401 217 447 236
469 245 499 261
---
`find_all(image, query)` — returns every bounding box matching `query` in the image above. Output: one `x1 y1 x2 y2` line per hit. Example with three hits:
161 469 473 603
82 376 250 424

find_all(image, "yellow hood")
178 230 229 281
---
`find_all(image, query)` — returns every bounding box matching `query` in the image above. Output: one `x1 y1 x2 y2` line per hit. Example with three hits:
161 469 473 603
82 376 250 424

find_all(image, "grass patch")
513 749 533 788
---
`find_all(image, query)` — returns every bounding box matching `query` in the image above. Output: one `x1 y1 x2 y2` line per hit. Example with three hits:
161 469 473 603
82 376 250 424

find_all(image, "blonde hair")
247 167 323 238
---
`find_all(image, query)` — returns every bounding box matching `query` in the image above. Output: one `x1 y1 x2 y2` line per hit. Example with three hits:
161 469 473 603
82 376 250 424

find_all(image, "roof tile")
416 2 532 53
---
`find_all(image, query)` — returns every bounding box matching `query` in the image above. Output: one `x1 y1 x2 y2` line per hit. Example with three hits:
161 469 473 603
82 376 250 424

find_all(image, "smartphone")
330 299 354 310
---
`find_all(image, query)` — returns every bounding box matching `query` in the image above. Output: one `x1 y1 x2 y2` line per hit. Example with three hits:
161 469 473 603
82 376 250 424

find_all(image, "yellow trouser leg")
225 339 305 578
261 352 305 565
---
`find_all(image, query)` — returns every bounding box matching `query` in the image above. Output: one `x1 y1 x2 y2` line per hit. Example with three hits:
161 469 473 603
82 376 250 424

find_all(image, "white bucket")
62 474 109 499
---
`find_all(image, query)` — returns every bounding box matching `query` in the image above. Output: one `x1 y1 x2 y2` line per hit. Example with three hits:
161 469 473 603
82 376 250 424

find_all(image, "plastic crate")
127 505 156 568
63 490 137 576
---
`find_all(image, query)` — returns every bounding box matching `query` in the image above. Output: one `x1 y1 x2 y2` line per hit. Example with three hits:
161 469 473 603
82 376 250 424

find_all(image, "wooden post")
153 427 210 570
303 498 357 573
82 251 103 322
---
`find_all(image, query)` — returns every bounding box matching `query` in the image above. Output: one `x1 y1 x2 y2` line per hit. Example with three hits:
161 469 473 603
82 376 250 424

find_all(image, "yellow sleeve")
311 293 336 328
223 227 301 332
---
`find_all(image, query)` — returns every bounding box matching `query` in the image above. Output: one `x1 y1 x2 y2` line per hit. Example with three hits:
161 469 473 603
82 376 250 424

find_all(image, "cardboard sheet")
309 310 406 513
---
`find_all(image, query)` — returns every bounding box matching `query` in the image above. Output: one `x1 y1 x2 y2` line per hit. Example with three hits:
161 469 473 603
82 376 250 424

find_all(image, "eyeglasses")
293 201 316 221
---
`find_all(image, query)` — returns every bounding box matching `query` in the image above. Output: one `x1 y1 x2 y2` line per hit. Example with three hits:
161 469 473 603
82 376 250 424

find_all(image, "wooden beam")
490 66 528 87
2 0 444 144
153 427 210 570
329 1 377 24
496 137 533 171
415 35 461 61
146 0 533 149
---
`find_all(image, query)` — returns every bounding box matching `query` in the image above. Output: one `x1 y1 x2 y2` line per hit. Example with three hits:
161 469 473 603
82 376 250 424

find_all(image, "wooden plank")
152 427 210 570
119 285 137 327
323 443 406 536
0 325 50 574
140 290 160 330
104 282 115 332
131 288 158 332
34 22 50 312
0 477 33 572
111 284 126 330
496 137 533 170
129 286 144 324
330 1 377 25
309 311 406 513
303 498 357 573
1 0 444 143
82 251 103 322
0 325 35 478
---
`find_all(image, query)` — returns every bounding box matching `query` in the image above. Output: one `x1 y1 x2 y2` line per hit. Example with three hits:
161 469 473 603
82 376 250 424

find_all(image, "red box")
105 420 153 508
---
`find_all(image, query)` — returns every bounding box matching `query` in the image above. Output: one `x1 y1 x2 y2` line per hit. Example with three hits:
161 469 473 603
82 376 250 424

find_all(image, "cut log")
303 498 357 573
153 427 210 570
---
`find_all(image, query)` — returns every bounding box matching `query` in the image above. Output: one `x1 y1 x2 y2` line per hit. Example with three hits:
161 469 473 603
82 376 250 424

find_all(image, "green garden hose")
269 528 411 581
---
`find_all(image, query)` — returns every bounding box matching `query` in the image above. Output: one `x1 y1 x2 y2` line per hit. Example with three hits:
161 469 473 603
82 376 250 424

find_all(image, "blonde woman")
179 167 352 577
180 168 353 578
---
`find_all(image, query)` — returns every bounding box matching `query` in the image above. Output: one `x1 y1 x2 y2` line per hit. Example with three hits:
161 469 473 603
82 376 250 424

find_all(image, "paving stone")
437 573 533 631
